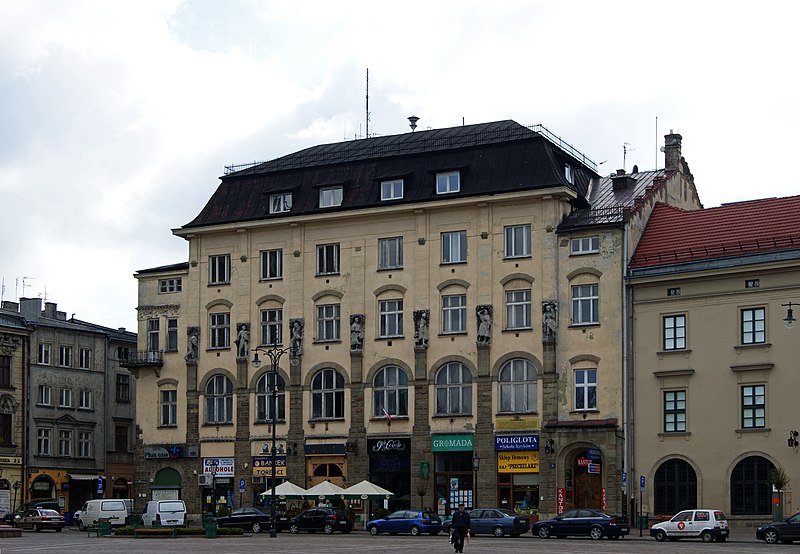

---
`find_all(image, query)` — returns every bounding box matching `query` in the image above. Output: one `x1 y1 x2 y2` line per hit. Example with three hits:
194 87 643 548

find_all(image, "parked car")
141 499 187 526
367 509 442 536
288 507 353 534
650 509 728 542
533 508 629 540
79 499 129 530
756 512 800 544
72 508 83 528
216 506 290 533
4 499 60 525
466 508 530 537
15 508 65 532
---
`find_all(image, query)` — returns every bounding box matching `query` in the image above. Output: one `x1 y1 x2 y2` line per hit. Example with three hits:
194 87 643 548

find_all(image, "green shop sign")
432 434 474 452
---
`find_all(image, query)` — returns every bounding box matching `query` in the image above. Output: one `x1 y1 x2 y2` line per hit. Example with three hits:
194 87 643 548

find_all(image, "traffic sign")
640 475 646 490
621 471 627 483
239 478 246 492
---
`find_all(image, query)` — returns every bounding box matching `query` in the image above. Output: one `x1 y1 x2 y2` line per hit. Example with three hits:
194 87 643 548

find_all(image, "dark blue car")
367 509 442 536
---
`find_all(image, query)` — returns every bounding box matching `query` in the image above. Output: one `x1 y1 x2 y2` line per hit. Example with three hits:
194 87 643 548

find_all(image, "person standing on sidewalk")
450 504 471 553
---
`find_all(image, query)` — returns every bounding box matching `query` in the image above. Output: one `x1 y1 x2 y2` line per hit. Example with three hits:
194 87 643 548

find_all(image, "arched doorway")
307 456 346 488
30 475 56 500
152 467 182 501
654 459 697 515
566 447 603 510
731 455 774 515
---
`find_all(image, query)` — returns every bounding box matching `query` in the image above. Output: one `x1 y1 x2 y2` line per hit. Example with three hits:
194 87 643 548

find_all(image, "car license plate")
167 520 178 524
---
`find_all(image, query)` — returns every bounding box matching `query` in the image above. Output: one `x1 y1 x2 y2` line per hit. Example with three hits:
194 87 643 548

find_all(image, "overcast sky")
1 0 798 332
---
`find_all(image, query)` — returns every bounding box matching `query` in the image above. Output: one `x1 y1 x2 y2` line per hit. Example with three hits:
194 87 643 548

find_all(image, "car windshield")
498 509 516 516
159 501 185 512
421 512 437 519
714 511 727 521
40 510 60 516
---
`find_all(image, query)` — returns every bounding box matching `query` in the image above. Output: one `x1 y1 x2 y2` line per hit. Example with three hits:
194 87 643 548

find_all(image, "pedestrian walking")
450 504 471 553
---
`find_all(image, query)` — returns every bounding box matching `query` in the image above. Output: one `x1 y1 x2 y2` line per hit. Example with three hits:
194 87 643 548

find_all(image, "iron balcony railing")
120 350 164 367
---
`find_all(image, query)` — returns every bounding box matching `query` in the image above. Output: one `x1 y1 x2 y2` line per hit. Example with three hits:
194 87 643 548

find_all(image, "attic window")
381 179 403 201
320 186 343 208
565 165 574 184
436 171 460 194
269 193 292 214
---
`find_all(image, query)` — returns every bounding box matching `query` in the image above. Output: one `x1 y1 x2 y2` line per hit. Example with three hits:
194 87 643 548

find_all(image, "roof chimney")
19 297 42 321
664 131 682 172
611 169 636 190
44 302 58 319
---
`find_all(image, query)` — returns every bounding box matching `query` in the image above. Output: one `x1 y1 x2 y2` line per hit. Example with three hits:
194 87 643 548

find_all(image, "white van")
79 499 129 530
142 500 187 527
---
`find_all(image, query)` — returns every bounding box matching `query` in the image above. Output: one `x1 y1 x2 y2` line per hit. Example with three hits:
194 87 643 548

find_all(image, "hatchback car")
443 508 530 537
650 509 728 542
367 509 442 536
533 508 629 540
756 512 800 544
216 506 289 533
288 507 353 534
15 508 65 532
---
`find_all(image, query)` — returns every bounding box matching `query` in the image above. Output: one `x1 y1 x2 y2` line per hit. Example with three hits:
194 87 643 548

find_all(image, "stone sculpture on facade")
289 318 304 356
542 300 558 342
235 323 250 358
350 314 365 351
413 310 430 349
476 305 493 344
185 326 200 361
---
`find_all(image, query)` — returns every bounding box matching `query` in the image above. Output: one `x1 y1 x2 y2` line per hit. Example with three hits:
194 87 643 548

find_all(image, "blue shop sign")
495 434 539 452
586 448 602 462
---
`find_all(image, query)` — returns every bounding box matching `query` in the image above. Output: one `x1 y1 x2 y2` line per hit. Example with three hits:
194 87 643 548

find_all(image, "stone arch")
500 273 535 287
311 289 344 302
437 278 470 292
566 267 603 281
205 298 233 310
364 358 413 384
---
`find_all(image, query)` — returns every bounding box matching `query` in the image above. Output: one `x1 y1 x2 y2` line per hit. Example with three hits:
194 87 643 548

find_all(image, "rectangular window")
319 186 343 208
160 390 177 427
115 425 129 452
116 374 130 402
570 236 600 255
38 343 51 365
158 278 182 293
210 312 231 348
664 390 687 432
316 243 340 275
574 368 597 411
37 428 51 455
571 284 599 325
208 254 231 285
741 307 766 344
504 225 531 258
0 413 11 446
269 192 292 214
0 355 9 387
260 248 283 280
442 294 467 334
59 388 72 408
79 348 92 370
742 384 766 428
147 319 160 352
663 315 686 350
380 179 403 201
379 299 404 337
436 171 460 194
79 389 93 409
261 308 283 345
38 385 52 406
505 290 532 329
58 430 72 457
378 237 403 270
166 318 178 352
58 345 72 368
316 304 341 342
78 431 92 457
565 165 574 184
441 230 467 264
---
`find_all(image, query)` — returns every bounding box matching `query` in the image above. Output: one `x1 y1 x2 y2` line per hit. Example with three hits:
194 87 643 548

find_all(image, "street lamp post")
209 460 219 515
472 452 480 509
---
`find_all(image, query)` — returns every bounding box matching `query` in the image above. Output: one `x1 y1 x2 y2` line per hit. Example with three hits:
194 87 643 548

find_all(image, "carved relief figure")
542 300 558 342
350 315 365 351
235 323 250 358
289 318 304 356
413 310 430 348
476 305 493 344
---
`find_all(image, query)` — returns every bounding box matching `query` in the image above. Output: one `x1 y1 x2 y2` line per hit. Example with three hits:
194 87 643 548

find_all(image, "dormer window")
381 179 403 201
320 186 343 208
436 171 460 194
269 193 292 214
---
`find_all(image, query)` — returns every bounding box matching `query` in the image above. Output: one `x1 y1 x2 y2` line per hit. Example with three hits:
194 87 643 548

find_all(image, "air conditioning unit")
198 474 213 487
251 476 264 484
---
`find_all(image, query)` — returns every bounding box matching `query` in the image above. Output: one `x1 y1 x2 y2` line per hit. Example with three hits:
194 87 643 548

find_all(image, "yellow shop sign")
497 451 539 473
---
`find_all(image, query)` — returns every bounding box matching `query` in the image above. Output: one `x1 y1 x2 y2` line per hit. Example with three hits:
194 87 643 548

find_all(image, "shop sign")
304 443 346 455
251 456 287 477
577 457 591 467
495 417 539 431
144 445 199 459
0 456 22 465
369 438 408 452
586 448 602 462
144 447 170 459
557 488 565 514
431 434 473 452
203 458 234 477
495 434 538 451
587 463 601 474
497 451 539 473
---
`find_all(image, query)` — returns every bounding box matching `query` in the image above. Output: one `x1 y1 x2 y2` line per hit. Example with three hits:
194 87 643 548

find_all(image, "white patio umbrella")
341 480 394 499
303 480 347 499
258 480 308 499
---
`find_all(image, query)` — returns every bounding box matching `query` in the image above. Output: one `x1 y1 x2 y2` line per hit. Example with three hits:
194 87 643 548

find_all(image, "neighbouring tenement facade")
629 196 800 525
128 120 701 518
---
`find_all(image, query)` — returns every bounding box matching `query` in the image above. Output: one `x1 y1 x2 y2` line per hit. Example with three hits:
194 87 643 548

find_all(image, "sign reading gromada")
431 434 474 452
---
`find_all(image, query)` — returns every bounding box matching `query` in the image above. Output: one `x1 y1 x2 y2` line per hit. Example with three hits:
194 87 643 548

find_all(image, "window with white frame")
564 164 574 184
79 348 92 370
160 390 177 427
166 318 178 351
570 236 600 255
311 368 345 419
436 171 460 194
261 308 283 345
741 307 766 344
159 278 182 293
379 299 403 337
504 224 531 258
319 186 343 208
260 249 283 280
59 387 72 408
37 428 51 455
571 284 599 325
205 374 233 424
79 389 93 410
269 192 292 214
373 365 409 417
78 431 92 457
38 343 51 365
442 294 467 334
58 430 72 457
255 372 286 422
435 362 472 415
441 231 467 264
116 373 130 402
663 315 686 350
379 237 403 270
498 359 537 413
316 304 341 342
573 368 597 411
59 345 72 368
381 179 403 201
664 390 686 432
38 384 52 406
147 319 160 353
505 290 531 330
210 312 231 348
208 254 231 285
742 384 765 428
316 243 340 275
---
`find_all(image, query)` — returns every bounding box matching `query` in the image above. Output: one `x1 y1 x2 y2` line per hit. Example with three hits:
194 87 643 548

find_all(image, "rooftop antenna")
408 115 419 132
365 68 370 139
623 142 635 172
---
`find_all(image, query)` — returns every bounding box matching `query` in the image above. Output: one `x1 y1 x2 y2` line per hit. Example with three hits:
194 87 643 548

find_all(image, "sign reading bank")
431 434 474 452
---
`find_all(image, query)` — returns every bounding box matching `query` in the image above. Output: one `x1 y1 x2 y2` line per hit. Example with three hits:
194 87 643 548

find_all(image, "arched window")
373 366 409 417
255 372 286 422
654 459 697 515
498 359 537 413
311 368 344 419
205 375 233 424
731 455 774 514
435 362 472 415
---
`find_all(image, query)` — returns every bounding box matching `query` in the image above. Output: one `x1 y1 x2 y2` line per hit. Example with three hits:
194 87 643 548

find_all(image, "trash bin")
637 513 650 529
128 513 142 527
203 515 217 539
64 512 74 526
97 517 112 536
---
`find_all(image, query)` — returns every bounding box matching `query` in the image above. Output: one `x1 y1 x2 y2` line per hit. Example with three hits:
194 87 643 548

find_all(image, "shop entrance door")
574 470 602 509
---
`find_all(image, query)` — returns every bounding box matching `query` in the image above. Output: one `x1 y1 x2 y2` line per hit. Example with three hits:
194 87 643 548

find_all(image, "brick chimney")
19 297 42 321
664 131 682 172
44 302 58 319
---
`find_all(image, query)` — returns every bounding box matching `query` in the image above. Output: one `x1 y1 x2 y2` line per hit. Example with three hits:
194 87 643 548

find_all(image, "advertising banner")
203 457 235 477
431 434 473 452
494 434 538 451
497 451 540 473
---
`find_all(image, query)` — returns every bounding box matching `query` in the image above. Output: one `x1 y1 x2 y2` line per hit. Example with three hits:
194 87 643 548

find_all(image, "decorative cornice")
137 305 180 320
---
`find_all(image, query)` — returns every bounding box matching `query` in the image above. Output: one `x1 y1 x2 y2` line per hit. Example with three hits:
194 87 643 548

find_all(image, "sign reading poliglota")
203 458 235 477
431 434 474 452
494 434 539 451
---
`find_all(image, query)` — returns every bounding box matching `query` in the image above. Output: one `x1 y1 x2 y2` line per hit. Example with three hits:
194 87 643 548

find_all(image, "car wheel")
79 523 86 532
537 525 551 539
701 530 714 543
764 529 779 544
410 525 420 536
654 529 667 542
589 526 603 540
493 525 505 537
252 522 261 533
323 523 334 534
289 523 300 534
369 525 379 535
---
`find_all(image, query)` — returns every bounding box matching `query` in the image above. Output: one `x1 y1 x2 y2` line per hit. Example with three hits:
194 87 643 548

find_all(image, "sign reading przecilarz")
431 434 474 452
